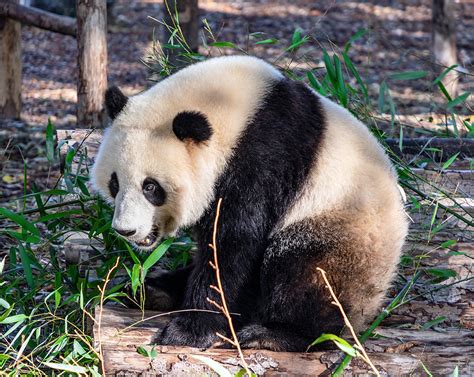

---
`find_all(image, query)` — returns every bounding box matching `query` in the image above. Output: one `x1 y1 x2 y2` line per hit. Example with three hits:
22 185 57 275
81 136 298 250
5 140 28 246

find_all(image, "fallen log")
94 306 474 376
0 2 76 36
384 137 474 159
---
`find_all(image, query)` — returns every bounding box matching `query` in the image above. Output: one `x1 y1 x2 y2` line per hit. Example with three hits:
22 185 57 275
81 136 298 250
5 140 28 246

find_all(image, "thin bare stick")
96 257 121 377
216 332 236 346
316 267 380 377
207 198 252 376
119 308 237 334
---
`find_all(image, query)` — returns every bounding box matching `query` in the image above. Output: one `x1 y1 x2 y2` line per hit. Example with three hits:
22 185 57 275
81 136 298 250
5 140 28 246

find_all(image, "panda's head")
90 86 216 250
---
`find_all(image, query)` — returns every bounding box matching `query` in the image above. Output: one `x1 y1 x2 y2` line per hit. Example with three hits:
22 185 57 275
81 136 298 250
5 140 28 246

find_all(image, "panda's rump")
261 209 400 336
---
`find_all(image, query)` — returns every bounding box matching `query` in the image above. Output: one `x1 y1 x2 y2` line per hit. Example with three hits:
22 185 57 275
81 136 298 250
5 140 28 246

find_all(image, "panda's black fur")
156 79 331 350
93 56 407 352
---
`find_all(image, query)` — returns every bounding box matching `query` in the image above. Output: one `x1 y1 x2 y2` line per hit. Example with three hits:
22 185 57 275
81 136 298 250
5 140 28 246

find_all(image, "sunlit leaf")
143 237 174 274
210 41 238 49
309 333 357 356
255 38 278 45
43 362 88 374
442 152 459 170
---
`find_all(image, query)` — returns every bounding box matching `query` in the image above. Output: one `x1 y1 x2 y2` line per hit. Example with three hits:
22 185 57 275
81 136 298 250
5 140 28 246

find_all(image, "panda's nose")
113 227 136 237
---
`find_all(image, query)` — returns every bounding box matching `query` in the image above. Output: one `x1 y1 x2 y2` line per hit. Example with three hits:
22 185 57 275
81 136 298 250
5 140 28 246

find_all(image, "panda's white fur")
91 55 408 351
92 56 283 243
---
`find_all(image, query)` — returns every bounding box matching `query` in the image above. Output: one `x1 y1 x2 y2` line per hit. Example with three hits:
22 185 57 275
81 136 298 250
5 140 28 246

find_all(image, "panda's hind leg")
239 217 373 352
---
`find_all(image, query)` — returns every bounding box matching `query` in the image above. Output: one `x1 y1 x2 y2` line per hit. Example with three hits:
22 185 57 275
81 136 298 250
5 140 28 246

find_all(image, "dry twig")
206 198 252 376
96 257 121 377
317 267 380 377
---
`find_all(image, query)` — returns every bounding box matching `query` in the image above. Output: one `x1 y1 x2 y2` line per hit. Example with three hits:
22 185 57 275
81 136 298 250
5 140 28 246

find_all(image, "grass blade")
389 70 428 80
0 207 40 236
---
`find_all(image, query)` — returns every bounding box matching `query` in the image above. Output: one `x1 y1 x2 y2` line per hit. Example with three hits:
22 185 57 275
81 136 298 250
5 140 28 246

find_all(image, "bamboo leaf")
0 314 28 325
143 237 174 274
323 51 337 83
447 92 470 110
344 28 368 52
43 362 88 374
342 51 369 103
254 38 278 45
421 316 446 330
38 209 83 223
442 152 459 170
19 244 34 288
46 119 56 163
440 239 457 249
425 268 457 282
309 333 357 356
334 55 348 107
0 207 40 236
210 41 238 49
389 71 428 80
433 64 458 85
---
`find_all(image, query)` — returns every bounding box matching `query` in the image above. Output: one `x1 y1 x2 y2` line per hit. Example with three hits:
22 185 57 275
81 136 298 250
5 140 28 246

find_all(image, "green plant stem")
333 272 421 376
18 198 94 216
400 181 474 227
395 275 474 309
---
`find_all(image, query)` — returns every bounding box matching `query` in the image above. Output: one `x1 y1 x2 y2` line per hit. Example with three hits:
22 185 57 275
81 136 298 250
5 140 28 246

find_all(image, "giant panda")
91 55 408 352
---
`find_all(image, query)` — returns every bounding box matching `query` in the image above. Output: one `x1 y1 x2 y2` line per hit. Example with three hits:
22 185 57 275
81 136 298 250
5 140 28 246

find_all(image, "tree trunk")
432 0 458 97
0 0 21 119
76 0 107 128
164 0 199 66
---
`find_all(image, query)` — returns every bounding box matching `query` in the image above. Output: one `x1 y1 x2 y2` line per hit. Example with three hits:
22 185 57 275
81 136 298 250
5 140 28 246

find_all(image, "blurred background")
6 0 474 127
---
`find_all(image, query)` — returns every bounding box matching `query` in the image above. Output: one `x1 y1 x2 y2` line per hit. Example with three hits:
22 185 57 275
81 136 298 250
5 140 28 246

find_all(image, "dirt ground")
18 0 474 128
2 0 473 213
1 0 473 214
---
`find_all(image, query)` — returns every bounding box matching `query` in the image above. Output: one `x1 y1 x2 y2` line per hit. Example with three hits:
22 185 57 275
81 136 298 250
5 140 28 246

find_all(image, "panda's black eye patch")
108 172 119 198
142 178 166 206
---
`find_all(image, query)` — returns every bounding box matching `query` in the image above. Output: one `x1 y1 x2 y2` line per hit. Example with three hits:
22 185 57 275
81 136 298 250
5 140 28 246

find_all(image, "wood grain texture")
94 306 474 376
432 0 458 96
76 0 107 128
0 2 76 36
0 0 21 119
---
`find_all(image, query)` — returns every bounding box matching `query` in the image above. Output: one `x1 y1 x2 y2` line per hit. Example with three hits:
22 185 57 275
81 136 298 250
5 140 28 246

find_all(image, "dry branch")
317 267 380 376
0 2 76 36
206 198 252 375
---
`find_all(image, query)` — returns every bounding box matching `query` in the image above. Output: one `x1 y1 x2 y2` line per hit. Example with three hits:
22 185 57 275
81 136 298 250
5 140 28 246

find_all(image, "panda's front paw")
156 314 225 348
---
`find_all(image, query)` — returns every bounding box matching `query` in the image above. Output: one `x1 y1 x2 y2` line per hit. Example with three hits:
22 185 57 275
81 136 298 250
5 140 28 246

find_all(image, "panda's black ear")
172 111 213 143
105 86 128 120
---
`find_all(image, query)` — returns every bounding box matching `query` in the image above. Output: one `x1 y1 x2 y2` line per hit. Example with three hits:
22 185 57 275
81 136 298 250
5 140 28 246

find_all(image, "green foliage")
1 11 472 375
309 334 357 356
0 129 189 374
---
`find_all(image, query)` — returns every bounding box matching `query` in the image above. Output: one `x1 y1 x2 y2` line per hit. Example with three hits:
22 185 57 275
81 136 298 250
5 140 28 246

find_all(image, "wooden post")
164 0 199 66
432 0 458 97
76 0 107 128
0 2 76 36
0 0 21 119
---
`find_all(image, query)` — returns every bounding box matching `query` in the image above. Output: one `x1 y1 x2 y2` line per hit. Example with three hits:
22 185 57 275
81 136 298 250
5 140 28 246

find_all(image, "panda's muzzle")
134 227 160 248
